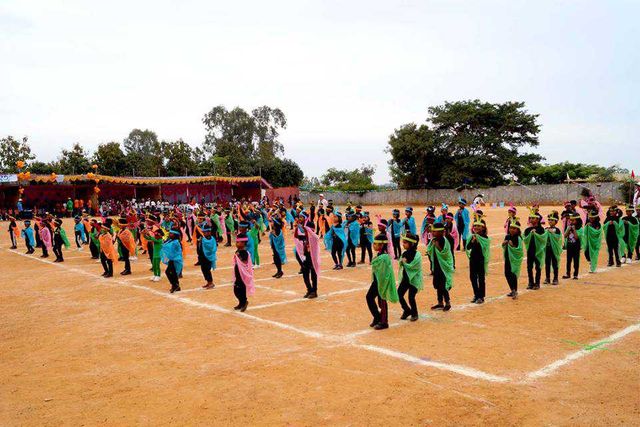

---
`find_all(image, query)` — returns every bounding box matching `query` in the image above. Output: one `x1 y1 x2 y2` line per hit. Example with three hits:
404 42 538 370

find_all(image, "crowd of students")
5 193 640 331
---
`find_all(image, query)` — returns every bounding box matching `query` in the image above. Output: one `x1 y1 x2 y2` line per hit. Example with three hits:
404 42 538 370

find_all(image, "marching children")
295 212 321 298
143 227 163 282
622 205 639 262
366 232 399 330
88 220 101 260
544 211 563 285
466 220 490 304
324 212 347 270
269 217 286 279
52 218 70 262
200 226 218 289
98 223 117 278
21 219 35 254
397 232 422 321
562 214 582 279
523 213 547 290
73 216 87 250
603 206 623 267
584 211 603 273
39 219 52 258
389 209 402 259
427 221 454 311
359 212 374 264
8 215 18 249
232 232 255 311
116 218 135 275
401 207 416 235
344 212 360 267
161 229 183 293
454 198 470 250
503 220 524 299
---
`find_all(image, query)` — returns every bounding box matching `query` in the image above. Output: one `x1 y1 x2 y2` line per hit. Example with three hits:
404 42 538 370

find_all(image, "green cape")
427 238 454 290
224 215 235 232
504 236 524 278
248 226 260 265
90 230 101 249
59 228 70 248
546 229 563 264
146 235 164 260
371 253 399 302
398 251 423 290
623 219 639 255
465 234 490 275
523 229 548 267
584 224 602 272
603 220 626 256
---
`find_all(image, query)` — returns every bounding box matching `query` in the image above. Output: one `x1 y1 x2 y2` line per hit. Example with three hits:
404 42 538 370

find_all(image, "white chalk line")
5 248 511 383
523 322 640 382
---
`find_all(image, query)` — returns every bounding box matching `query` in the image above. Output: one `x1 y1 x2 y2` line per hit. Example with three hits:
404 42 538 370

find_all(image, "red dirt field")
1 205 638 426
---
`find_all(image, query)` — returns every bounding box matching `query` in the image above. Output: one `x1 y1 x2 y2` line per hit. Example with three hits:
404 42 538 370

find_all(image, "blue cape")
21 227 35 247
269 229 287 264
454 208 471 240
363 226 374 244
201 236 218 269
388 218 402 238
285 210 294 225
344 220 361 246
74 222 87 242
402 216 417 235
160 239 184 274
324 226 347 263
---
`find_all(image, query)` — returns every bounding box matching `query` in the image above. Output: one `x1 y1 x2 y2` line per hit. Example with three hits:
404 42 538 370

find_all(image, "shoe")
512 291 518 299
616 263 621 268
374 323 389 330
369 320 378 328
443 304 451 311
470 297 477 303
307 292 318 299
101 272 108 277
233 304 242 310
552 280 558 285
240 301 249 312
298 269 303 275
10 246 16 250
194 261 201 266
526 283 534 290
274 271 283 279
335 265 343 270
475 298 484 304
104 273 113 278
562 274 570 279
430 304 444 310
410 315 419 322
573 276 578 280
332 265 339 270
149 276 155 281
543 279 550 285
607 262 613 267
170 286 181 293
120 270 131 276
400 311 410 320
153 276 161 282
202 283 215 289
303 292 310 298
533 285 540 290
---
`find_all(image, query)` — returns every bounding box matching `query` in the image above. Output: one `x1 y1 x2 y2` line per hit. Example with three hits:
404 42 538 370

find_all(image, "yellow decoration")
16 160 25 169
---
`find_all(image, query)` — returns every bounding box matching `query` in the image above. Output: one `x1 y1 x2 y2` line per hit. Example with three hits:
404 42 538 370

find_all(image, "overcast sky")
1 0 638 183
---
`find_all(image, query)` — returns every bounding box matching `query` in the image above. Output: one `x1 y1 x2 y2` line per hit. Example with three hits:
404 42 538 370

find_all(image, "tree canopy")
388 100 543 188
0 136 35 173
302 165 378 192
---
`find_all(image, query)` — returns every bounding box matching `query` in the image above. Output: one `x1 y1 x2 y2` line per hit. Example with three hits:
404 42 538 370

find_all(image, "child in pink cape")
295 212 321 299
39 219 53 258
233 233 255 312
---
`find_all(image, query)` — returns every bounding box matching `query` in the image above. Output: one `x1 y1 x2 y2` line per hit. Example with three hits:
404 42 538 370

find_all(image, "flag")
632 170 635 179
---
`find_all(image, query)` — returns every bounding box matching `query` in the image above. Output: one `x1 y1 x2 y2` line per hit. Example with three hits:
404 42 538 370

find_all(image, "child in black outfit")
562 214 582 279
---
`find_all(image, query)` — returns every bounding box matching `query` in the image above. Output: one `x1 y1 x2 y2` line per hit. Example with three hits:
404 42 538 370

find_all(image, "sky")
1 0 638 183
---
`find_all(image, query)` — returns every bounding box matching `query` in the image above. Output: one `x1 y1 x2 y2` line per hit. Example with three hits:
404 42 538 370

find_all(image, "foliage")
92 142 128 176
123 129 164 176
303 165 378 192
520 162 629 184
0 136 35 173
162 139 196 177
387 100 542 188
57 143 91 174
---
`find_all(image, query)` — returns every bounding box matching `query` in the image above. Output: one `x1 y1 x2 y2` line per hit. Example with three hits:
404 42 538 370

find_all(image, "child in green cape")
428 221 454 311
562 214 582 279
603 206 623 267
366 233 398 330
523 213 547 290
621 205 639 263
467 220 490 304
397 232 423 321
503 220 524 299
544 211 563 285
584 211 603 273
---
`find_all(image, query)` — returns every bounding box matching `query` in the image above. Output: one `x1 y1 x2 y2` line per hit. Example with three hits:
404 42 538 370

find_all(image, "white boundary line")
523 322 640 382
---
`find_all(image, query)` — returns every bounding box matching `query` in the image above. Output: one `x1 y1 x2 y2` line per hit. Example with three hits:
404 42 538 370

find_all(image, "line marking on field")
5 248 511 383
522 323 640 383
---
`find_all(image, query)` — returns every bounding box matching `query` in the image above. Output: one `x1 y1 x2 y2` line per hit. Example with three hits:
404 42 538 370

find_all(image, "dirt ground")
1 205 638 426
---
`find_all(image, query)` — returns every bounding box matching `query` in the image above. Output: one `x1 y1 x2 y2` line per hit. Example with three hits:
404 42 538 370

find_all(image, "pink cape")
219 214 227 236
304 226 321 276
450 224 459 248
233 253 255 296
39 227 52 250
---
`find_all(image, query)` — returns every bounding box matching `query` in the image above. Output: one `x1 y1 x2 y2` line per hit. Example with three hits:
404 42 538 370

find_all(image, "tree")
93 142 128 176
519 162 629 184
259 157 304 187
319 165 377 191
162 139 196 176
57 143 91 175
123 129 164 176
0 135 35 173
387 100 543 188
29 161 58 174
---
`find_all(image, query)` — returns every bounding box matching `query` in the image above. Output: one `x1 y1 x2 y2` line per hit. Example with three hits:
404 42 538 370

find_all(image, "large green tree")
57 143 91 174
0 135 35 173
318 165 377 191
123 129 164 176
163 139 196 176
92 142 128 176
387 100 543 188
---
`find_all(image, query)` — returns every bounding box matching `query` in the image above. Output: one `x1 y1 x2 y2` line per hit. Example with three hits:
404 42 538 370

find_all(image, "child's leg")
478 261 486 299
100 253 109 273
408 286 418 317
533 258 541 287
366 282 381 324
359 243 366 263
233 282 247 307
377 297 388 326
366 242 372 263
152 258 161 277
200 258 213 283
469 265 479 300
331 246 339 266
75 231 82 248
121 247 131 273
226 232 231 246
526 256 535 286
551 253 558 282
544 249 552 282
397 280 410 314
273 251 282 274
